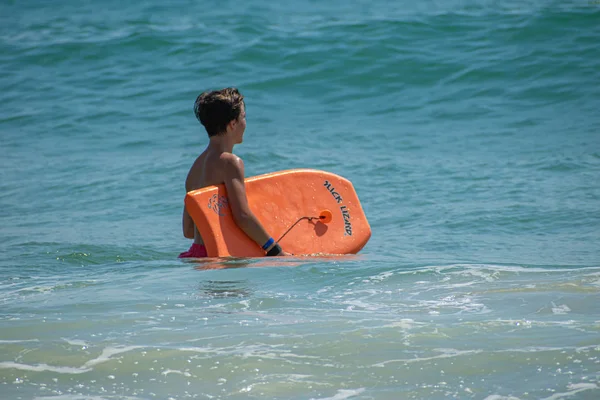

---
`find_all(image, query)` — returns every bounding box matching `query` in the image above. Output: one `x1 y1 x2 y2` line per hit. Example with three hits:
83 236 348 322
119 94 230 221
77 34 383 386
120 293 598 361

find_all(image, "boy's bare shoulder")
219 152 244 168
219 151 241 162
217 153 245 181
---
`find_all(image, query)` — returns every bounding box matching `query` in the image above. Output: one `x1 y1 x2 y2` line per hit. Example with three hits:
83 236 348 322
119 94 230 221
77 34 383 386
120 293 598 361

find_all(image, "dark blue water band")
262 237 274 250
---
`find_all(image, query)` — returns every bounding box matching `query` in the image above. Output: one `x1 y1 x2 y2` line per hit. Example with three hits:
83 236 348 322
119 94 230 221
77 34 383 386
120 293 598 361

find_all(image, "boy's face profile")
229 103 246 144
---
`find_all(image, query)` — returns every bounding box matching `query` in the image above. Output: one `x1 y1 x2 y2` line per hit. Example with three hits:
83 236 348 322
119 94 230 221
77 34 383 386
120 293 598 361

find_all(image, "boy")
179 88 290 258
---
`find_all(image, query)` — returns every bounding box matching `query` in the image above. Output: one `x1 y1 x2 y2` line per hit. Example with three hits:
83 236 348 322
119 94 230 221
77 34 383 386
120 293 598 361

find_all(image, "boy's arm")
223 155 289 255
182 207 195 239
182 177 196 239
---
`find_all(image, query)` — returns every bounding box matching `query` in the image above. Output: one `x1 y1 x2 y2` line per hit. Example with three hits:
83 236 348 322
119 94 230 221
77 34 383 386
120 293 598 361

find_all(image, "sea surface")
1 0 600 399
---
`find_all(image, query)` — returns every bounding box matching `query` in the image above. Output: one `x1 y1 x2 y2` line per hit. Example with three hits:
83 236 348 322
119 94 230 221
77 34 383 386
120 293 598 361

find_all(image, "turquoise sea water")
1 0 600 399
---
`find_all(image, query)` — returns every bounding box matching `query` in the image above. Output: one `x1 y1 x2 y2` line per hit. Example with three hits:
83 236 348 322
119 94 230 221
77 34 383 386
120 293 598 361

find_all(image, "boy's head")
194 88 245 137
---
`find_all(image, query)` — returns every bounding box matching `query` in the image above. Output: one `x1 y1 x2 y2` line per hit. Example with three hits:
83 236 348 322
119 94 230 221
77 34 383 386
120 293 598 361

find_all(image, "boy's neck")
208 135 235 153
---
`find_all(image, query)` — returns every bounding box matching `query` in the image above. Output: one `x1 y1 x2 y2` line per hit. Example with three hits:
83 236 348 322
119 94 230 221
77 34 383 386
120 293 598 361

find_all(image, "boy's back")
184 149 242 244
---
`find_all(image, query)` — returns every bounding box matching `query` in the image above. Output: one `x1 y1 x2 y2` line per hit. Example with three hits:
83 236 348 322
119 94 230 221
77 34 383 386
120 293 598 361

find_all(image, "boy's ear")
227 119 236 132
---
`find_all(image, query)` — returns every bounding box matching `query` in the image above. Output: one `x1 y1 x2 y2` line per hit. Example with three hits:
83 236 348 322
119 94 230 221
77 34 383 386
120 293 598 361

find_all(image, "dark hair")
193 88 245 137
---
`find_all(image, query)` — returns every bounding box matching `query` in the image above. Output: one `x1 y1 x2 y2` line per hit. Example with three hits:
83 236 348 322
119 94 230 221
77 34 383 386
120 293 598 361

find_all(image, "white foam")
312 388 366 400
0 345 144 375
161 369 191 377
184 334 232 343
61 338 89 347
343 299 381 311
446 267 498 282
83 345 143 368
541 382 598 400
0 362 90 374
0 339 39 344
273 373 312 381
33 395 145 400
383 319 423 329
278 352 321 360
374 343 600 368
444 281 477 288
177 346 214 354
316 286 332 294
369 271 393 281
373 349 483 367
481 319 574 328
551 303 571 315
436 264 600 274
418 295 488 314
495 343 600 355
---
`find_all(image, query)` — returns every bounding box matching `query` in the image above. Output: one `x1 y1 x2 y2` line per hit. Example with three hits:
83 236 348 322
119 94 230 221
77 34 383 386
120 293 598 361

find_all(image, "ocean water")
1 0 600 399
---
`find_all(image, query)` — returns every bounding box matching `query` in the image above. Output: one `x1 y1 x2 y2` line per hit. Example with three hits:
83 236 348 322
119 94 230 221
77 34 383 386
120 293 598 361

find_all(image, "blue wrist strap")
262 237 274 250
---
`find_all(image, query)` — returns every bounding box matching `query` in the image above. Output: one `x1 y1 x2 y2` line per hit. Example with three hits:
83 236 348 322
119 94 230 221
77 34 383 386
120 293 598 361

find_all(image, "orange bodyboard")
184 169 371 257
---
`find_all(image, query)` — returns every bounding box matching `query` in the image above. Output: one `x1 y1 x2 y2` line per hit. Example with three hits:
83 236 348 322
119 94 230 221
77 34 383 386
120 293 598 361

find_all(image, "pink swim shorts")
178 243 208 258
